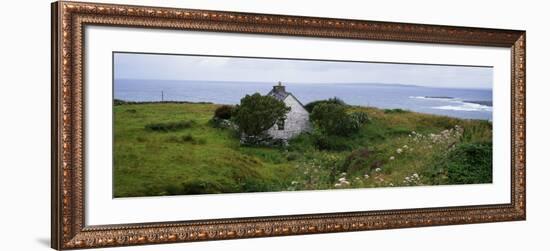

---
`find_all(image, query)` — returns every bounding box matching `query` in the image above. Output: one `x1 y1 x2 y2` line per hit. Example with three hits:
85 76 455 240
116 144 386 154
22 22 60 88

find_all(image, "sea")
114 79 493 121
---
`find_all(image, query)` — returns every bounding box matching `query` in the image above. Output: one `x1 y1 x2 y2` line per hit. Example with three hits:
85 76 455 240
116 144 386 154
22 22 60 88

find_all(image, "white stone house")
265 82 311 140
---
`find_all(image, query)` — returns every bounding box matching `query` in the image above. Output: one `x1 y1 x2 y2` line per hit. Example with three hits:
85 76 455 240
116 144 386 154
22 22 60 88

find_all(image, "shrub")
167 134 206 145
383 108 408 114
304 97 347 113
164 178 234 195
350 111 370 124
425 142 492 184
340 148 372 173
232 93 290 138
145 120 195 132
214 105 234 119
310 103 360 136
114 99 128 106
460 121 492 144
136 136 147 143
286 152 301 161
209 117 237 130
313 133 354 151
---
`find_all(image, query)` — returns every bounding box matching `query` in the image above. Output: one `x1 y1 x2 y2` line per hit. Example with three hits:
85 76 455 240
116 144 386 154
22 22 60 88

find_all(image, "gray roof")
266 84 308 110
267 88 290 101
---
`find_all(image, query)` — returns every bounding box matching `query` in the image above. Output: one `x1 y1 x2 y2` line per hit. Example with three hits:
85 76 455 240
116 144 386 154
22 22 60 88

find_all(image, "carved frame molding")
51 1 526 249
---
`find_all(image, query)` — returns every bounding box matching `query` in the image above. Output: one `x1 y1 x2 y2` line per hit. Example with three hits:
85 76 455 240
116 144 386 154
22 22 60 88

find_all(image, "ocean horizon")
114 79 493 120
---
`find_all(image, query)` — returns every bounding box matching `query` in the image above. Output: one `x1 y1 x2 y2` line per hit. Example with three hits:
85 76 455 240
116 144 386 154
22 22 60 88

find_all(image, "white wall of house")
267 95 311 140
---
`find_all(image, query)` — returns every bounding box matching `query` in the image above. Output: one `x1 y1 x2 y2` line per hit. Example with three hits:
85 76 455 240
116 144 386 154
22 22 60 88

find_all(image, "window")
277 119 285 130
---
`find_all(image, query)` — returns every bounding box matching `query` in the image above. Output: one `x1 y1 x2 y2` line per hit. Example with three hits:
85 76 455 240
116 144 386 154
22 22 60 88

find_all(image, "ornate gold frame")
51 1 526 249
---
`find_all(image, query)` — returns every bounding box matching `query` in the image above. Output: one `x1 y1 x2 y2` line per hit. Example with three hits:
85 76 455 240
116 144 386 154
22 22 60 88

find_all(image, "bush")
425 142 492 184
114 99 128 106
232 93 290 138
350 111 370 124
214 105 234 119
313 133 354 151
383 108 408 114
460 121 492 144
286 152 301 161
167 134 206 145
310 103 360 136
145 120 195 132
304 97 347 113
209 117 237 130
163 177 237 195
340 148 372 173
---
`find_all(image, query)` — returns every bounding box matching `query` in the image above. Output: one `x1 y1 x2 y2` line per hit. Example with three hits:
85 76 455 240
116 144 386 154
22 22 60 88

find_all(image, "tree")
310 103 360 136
232 93 290 137
213 105 234 119
304 97 346 113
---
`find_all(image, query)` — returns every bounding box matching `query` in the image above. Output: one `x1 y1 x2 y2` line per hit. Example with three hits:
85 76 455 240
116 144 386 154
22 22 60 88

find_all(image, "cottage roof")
267 83 290 101
266 82 307 109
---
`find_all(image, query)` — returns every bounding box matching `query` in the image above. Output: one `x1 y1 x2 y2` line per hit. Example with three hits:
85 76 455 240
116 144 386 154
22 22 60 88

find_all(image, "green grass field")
114 103 492 197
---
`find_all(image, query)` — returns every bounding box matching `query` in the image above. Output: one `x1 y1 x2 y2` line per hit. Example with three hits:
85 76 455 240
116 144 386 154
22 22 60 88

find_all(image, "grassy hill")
114 102 492 197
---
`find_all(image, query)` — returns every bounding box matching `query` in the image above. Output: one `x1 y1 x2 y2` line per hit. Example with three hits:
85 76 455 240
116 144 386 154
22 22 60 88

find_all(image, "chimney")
273 81 286 92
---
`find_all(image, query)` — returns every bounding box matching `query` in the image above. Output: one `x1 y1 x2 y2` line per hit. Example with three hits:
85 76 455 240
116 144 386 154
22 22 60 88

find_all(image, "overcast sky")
114 53 493 89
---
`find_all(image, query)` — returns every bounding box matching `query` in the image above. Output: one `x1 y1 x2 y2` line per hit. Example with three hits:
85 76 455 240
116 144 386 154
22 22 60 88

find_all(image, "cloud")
114 53 492 89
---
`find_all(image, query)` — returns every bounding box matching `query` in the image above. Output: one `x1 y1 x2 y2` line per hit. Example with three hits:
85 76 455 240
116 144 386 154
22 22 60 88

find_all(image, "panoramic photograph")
113 52 493 198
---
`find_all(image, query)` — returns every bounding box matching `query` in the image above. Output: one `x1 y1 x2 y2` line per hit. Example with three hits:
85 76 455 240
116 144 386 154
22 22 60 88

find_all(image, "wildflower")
389 156 395 161
334 183 342 187
403 145 408 149
340 172 347 177
375 168 382 172
291 181 299 185
389 183 394 186
355 177 360 181
364 174 370 179
338 177 347 182
413 173 419 179
341 180 351 186
396 148 403 154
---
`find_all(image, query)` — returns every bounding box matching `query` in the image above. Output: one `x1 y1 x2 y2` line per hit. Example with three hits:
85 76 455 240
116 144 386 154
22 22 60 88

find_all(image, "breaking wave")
433 102 493 112
409 96 492 112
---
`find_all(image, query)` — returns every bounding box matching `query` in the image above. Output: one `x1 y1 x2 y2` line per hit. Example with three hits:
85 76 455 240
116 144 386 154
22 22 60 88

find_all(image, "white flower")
389 156 395 161
375 168 382 172
413 173 419 178
334 183 342 187
340 172 347 177
396 148 403 154
291 181 298 185
389 183 394 186
403 145 408 149
342 181 351 186
338 177 347 182
364 174 370 179
355 177 360 180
